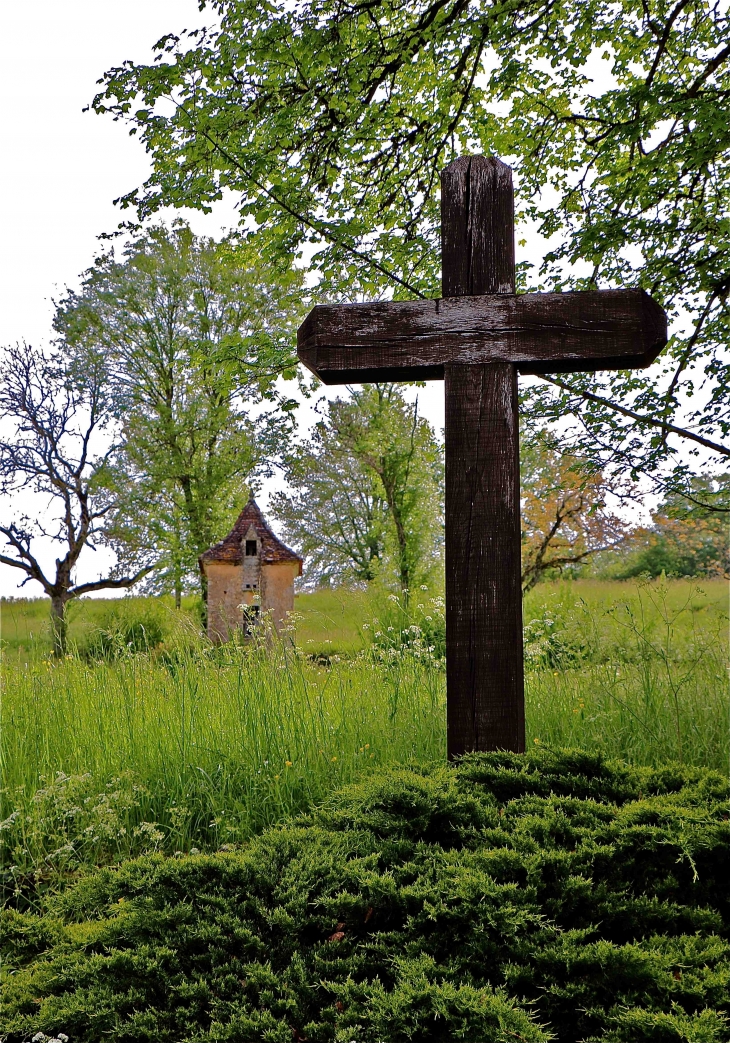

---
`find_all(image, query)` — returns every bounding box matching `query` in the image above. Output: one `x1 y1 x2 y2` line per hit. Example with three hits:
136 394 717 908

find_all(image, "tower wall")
261 561 299 632
201 498 302 644
206 562 243 643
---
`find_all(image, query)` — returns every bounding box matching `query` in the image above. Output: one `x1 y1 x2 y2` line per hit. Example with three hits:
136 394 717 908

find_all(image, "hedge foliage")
2 750 729 1043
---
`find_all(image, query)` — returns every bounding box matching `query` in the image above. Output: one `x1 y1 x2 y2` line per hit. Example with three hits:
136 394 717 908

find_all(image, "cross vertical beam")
442 156 525 757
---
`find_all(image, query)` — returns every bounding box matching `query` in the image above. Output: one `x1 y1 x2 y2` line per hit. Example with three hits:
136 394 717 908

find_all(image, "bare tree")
0 343 152 654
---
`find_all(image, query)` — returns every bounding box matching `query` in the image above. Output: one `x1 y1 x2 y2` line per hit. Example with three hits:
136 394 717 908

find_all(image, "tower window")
245 540 257 556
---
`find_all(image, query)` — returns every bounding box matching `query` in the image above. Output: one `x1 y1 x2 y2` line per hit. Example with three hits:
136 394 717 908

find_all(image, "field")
0 586 374 663
1 579 727 904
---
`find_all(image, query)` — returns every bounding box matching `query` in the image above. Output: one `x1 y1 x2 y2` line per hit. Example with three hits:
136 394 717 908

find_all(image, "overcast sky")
0 1 450 598
2 2 219 347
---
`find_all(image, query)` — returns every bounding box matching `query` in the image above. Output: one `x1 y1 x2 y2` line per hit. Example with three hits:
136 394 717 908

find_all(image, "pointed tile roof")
199 496 303 574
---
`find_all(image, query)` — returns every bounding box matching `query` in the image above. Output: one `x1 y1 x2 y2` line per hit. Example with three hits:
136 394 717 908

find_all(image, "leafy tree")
609 474 729 578
91 0 730 501
271 385 444 590
98 471 193 608
269 417 389 586
55 223 303 601
0 344 151 654
520 431 628 591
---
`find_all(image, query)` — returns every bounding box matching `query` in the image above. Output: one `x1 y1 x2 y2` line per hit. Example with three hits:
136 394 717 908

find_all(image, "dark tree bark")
50 593 70 657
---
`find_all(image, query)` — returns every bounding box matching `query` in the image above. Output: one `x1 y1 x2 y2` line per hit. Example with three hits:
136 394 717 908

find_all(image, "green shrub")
2 751 728 1043
84 602 168 660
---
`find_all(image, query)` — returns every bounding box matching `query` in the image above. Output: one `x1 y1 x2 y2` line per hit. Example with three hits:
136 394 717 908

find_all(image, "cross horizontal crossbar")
298 289 667 384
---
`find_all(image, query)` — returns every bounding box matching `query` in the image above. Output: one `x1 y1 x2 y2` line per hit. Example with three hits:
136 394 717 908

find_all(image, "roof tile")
199 497 303 574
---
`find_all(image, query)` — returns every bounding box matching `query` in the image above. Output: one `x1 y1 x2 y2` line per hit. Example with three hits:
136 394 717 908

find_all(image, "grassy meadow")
1 578 728 904
0 586 374 663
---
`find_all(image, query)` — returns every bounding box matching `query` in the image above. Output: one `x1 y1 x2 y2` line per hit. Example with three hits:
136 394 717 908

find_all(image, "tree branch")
0 552 44 579
684 42 730 98
537 375 730 457
175 105 428 300
0 527 53 594
70 565 157 598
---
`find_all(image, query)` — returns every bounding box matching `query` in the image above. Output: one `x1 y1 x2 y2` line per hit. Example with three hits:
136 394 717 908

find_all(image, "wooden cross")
298 156 667 758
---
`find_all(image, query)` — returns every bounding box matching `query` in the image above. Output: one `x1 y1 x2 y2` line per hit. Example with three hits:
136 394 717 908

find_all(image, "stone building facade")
199 497 303 643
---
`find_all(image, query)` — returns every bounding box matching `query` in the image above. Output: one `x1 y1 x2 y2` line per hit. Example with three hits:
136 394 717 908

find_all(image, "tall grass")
1 579 727 905
523 581 728 767
1 634 444 902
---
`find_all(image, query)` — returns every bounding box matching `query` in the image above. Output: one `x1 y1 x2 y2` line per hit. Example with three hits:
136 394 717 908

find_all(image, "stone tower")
199 496 303 643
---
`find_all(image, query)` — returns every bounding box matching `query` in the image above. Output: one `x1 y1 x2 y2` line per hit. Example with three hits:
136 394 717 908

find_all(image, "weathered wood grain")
445 360 525 756
442 156 525 757
297 289 667 384
441 155 515 296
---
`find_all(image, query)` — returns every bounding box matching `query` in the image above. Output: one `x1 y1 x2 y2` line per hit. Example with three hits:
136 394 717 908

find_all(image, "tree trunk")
178 475 209 602
50 595 69 657
394 523 411 597
390 496 411 595
379 472 411 597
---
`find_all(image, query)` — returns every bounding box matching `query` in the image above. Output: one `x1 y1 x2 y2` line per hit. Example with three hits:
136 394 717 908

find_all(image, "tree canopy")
270 385 444 590
609 472 729 577
55 223 304 600
520 431 628 591
92 0 730 500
